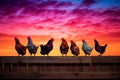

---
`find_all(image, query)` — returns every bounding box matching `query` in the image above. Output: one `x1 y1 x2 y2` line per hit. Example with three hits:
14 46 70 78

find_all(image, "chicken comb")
70 40 73 43
94 39 97 42
51 38 54 41
27 36 31 40
82 39 85 42
14 37 18 40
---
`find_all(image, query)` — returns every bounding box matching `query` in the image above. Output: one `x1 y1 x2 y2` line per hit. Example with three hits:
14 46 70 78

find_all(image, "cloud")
63 7 120 40
0 0 32 15
99 7 120 27
0 0 120 41
80 0 99 7
40 18 55 23
38 0 57 8
102 18 120 26
55 1 73 8
71 8 93 16
35 26 44 30
101 7 120 17
0 0 73 18
108 31 120 38
38 0 73 9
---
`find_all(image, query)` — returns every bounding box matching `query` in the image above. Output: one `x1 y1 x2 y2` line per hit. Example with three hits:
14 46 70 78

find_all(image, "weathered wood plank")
0 56 120 79
91 56 120 63
0 56 120 63
0 72 120 79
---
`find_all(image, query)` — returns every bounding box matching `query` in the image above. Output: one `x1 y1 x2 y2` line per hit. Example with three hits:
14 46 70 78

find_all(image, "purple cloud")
0 0 120 41
80 0 99 7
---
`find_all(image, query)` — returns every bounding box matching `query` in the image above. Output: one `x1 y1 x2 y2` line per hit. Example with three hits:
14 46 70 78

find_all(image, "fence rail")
0 56 120 79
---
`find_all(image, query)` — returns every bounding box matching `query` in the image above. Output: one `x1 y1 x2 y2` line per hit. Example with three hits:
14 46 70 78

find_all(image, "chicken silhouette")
94 39 107 56
14 37 27 56
60 38 69 56
82 39 93 56
40 38 54 56
70 40 80 56
27 36 39 56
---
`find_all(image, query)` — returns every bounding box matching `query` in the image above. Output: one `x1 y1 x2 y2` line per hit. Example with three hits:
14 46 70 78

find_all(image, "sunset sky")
0 0 120 56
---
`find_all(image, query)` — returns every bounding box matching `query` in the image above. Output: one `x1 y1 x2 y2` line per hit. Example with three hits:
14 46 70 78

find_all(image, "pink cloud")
35 26 44 30
0 0 120 42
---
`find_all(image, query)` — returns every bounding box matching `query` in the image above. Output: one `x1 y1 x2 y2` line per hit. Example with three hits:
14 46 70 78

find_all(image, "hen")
94 39 107 56
27 36 39 56
14 37 27 56
40 38 54 56
60 38 69 56
70 40 80 56
82 39 93 56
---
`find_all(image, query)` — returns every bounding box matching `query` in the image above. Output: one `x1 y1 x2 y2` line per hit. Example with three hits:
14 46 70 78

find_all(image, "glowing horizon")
0 0 120 56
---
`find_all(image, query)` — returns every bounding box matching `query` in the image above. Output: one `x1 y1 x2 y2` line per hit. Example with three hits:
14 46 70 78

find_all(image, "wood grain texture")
0 56 120 63
0 56 120 79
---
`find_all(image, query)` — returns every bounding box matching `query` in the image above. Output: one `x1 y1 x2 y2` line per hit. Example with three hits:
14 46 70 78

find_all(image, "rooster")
70 40 80 56
82 39 93 56
40 38 54 56
14 37 27 56
94 39 107 56
60 38 69 56
27 36 39 56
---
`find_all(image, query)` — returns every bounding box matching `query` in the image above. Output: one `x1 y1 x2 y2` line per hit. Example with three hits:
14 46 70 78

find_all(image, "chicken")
94 39 107 56
14 37 27 56
60 38 69 56
70 40 80 56
27 36 39 56
40 38 54 56
82 39 93 56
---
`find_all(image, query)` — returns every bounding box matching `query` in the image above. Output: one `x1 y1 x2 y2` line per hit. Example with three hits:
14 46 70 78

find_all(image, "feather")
60 38 69 56
27 36 39 56
94 39 107 56
70 40 80 56
40 38 54 56
82 39 93 56
14 37 27 56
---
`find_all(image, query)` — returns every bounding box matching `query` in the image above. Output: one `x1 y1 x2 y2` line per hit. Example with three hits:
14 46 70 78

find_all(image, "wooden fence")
0 56 120 79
